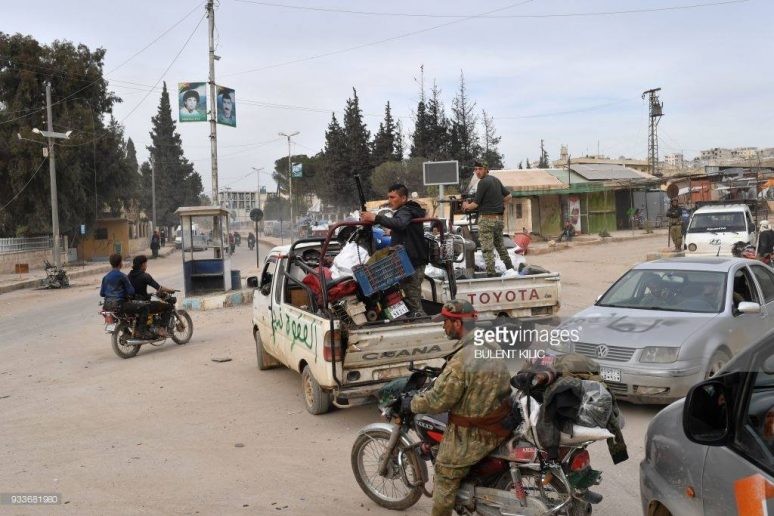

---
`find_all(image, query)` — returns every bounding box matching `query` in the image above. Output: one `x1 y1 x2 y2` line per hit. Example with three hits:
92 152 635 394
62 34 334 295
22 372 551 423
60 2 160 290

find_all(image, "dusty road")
0 236 667 515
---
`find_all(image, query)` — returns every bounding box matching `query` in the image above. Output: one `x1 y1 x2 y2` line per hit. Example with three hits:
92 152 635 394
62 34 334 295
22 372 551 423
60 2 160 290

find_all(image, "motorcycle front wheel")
170 310 193 344
351 429 425 511
111 323 141 359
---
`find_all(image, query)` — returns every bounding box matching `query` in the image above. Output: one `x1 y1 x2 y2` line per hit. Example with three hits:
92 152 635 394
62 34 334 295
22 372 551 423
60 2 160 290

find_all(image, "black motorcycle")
42 260 69 288
99 291 193 359
351 363 606 515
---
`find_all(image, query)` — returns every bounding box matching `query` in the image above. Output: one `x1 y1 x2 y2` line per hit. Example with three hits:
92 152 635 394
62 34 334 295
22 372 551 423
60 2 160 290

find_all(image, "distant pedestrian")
666 198 684 251
160 229 166 247
150 230 160 258
228 232 235 255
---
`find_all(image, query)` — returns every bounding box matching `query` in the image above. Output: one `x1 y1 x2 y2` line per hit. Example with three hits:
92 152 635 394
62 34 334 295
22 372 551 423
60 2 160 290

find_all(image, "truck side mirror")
246 276 258 288
682 377 734 446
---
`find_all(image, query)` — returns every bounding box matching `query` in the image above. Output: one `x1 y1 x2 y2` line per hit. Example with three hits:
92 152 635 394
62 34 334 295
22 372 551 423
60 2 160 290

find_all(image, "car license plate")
600 367 621 383
105 323 116 333
387 301 409 319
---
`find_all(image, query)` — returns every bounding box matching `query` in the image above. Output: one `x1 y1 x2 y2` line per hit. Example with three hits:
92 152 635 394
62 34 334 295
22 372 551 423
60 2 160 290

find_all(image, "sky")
2 0 771 197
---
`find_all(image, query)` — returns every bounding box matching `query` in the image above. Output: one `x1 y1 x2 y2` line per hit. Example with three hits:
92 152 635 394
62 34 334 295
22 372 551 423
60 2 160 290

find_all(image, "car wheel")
301 365 331 415
705 349 731 379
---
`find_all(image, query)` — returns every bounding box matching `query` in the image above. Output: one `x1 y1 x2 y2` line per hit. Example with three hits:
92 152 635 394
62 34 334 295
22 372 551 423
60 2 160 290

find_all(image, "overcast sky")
3 0 771 195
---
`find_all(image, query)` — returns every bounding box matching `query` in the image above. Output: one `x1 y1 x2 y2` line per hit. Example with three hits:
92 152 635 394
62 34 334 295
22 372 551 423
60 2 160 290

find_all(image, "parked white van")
685 204 756 256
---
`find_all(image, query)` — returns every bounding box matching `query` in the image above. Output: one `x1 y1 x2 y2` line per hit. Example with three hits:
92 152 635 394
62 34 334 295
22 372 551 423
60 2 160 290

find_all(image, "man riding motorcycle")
128 255 175 337
408 300 513 516
100 253 152 339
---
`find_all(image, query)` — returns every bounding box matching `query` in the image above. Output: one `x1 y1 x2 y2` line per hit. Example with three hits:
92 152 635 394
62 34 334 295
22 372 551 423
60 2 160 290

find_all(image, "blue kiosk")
175 206 237 296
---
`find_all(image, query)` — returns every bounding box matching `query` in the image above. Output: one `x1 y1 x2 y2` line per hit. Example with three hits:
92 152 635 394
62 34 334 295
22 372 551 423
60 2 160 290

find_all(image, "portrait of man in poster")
217 86 236 127
178 82 206 122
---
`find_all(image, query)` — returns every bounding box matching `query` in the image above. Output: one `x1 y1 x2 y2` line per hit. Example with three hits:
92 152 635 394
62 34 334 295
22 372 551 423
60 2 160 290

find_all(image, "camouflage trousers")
431 464 470 516
669 224 683 250
400 267 425 314
479 217 514 274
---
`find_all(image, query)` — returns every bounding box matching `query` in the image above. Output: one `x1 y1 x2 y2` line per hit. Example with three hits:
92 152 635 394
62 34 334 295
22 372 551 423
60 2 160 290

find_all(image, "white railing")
0 236 65 255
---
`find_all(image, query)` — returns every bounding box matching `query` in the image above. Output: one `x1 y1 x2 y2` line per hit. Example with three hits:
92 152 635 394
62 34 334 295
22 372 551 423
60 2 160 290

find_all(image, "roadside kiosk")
175 206 236 296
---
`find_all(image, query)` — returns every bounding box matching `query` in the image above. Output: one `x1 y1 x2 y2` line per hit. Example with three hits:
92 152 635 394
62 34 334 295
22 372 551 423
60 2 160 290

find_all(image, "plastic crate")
352 246 415 297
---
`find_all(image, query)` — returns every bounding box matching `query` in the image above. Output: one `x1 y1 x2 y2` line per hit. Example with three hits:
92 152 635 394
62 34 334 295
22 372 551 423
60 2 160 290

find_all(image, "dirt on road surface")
0 237 666 515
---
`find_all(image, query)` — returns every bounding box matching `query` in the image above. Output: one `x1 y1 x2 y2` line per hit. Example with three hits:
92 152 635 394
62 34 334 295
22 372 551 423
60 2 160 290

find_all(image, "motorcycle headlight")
640 346 679 363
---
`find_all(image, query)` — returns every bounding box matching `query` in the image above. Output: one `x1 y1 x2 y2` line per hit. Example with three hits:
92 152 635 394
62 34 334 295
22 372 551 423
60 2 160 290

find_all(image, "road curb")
181 288 254 311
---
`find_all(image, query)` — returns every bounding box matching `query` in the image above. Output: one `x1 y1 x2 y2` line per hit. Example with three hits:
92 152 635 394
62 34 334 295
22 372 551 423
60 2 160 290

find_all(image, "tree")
518 161 523 170
371 158 426 198
394 119 405 161
263 194 290 221
538 139 549 168
140 82 203 228
342 88 372 198
126 138 139 175
315 113 354 210
448 71 482 183
526 158 532 169
426 81 450 160
481 110 504 169
372 101 400 167
0 33 136 237
410 98 432 160
271 153 317 217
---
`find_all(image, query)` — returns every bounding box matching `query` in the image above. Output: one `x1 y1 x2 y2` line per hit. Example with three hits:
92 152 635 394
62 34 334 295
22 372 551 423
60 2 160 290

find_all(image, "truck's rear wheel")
302 365 331 415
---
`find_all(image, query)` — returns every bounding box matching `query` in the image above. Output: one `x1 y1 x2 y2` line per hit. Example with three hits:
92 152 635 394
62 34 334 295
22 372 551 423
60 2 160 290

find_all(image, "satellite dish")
666 183 679 199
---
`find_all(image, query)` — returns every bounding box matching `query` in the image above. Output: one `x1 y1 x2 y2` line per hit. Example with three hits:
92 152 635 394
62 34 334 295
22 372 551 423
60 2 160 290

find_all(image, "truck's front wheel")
302 365 332 415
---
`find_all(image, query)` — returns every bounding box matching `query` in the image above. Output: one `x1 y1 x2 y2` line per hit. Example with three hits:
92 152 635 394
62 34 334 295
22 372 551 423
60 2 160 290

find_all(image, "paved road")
0 237 666 515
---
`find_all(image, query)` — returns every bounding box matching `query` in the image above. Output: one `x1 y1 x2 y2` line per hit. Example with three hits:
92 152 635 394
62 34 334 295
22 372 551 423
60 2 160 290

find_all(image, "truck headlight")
640 347 679 363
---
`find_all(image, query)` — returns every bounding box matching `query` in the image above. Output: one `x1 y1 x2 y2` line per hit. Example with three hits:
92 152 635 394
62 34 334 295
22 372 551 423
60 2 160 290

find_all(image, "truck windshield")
597 269 726 313
687 212 746 233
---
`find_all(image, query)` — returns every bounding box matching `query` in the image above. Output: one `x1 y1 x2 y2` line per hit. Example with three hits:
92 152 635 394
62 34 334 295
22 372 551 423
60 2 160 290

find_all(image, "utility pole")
207 0 219 205
151 164 157 232
34 82 72 267
252 167 264 210
642 88 664 177
279 131 299 229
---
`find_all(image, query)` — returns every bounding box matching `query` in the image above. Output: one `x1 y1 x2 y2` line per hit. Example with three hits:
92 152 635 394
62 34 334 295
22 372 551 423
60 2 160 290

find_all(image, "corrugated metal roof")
571 163 655 181
489 169 565 190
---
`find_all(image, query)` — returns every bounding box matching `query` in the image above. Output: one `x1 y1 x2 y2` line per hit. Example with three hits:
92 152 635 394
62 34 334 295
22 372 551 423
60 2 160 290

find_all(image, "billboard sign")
423 160 459 186
216 85 236 127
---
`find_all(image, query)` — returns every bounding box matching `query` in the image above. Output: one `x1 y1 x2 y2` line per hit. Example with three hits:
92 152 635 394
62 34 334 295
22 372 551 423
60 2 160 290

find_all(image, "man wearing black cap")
462 161 516 276
128 255 176 336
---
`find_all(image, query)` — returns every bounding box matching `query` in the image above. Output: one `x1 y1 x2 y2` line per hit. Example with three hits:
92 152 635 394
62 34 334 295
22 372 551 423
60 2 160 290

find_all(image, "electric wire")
233 0 748 19
0 157 49 211
223 0 536 77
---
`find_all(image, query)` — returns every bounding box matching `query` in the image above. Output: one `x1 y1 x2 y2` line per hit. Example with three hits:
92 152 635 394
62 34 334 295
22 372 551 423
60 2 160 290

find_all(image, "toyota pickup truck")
248 222 460 415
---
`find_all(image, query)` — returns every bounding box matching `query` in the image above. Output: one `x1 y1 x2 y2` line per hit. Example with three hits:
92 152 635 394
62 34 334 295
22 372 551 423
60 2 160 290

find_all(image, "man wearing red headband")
410 300 512 516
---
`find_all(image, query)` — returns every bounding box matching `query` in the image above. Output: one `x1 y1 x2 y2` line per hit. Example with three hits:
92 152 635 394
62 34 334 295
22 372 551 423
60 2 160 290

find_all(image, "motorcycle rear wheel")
351 429 425 510
170 310 193 344
495 470 591 516
111 324 141 359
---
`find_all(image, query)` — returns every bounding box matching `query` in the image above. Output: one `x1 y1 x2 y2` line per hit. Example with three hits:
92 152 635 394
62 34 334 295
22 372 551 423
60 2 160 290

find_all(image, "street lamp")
251 167 264 210
278 131 299 232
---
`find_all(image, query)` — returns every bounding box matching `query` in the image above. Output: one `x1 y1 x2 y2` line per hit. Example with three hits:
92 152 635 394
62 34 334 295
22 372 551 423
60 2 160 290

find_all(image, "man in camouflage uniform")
410 300 512 516
666 198 684 251
462 161 516 277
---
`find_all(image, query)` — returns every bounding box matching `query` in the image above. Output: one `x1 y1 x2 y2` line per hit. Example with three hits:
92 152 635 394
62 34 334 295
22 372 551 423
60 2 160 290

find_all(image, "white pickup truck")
249 230 460 415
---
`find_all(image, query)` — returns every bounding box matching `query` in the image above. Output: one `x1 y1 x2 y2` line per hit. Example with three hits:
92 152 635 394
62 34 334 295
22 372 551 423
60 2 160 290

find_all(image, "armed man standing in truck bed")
360 183 429 318
462 161 517 277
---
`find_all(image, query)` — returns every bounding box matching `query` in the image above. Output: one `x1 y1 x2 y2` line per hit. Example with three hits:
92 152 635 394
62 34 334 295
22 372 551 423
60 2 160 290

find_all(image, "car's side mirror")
246 276 258 288
595 295 602 303
683 378 734 446
737 301 761 314
259 273 272 296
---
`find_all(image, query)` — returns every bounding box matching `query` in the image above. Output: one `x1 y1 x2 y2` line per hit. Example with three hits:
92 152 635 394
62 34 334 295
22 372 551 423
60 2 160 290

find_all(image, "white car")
685 203 756 256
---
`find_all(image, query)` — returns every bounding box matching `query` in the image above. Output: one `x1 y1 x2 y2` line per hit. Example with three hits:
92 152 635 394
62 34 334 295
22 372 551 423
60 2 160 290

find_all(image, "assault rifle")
354 174 375 254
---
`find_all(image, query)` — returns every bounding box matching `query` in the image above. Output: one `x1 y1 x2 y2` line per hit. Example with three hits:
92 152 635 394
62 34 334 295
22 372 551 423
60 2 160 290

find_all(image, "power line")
234 0 749 19
60 13 207 148
223 0 536 77
0 1 204 126
0 157 48 211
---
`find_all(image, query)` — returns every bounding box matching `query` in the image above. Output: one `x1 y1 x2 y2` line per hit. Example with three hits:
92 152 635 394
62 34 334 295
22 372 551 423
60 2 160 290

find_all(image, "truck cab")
685 204 756 256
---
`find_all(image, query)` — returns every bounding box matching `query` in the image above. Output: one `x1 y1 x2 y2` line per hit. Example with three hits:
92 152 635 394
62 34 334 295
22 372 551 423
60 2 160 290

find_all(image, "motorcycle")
99 290 193 359
42 259 69 288
351 363 607 515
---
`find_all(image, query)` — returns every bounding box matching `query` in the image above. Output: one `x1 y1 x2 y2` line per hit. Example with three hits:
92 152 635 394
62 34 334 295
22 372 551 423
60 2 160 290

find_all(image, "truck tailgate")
343 322 457 369
426 273 560 315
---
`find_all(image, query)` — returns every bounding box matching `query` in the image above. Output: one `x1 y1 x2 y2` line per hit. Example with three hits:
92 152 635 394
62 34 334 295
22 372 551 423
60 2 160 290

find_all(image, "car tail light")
570 450 590 472
323 330 344 362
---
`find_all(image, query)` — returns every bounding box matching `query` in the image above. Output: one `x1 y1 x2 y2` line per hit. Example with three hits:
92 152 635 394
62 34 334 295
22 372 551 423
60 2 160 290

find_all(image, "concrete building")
665 152 685 168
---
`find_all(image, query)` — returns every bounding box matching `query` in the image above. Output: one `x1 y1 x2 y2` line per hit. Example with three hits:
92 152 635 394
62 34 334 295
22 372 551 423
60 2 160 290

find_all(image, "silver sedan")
551 257 774 404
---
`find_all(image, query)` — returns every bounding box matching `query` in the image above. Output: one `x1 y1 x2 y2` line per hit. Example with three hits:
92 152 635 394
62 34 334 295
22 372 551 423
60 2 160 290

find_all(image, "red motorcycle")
351 363 607 515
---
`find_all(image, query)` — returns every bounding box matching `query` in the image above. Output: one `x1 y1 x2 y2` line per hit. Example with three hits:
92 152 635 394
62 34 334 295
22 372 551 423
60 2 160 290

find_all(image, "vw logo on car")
596 345 609 359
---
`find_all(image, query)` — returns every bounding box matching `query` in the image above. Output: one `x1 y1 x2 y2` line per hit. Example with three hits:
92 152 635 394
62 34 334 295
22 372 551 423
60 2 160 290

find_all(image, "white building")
665 152 685 168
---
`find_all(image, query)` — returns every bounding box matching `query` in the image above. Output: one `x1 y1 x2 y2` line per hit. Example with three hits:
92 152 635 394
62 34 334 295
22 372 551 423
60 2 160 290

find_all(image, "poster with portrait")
568 195 581 232
216 85 236 127
178 82 206 122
